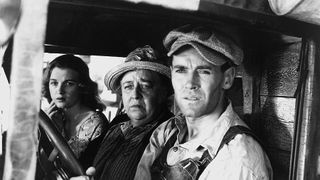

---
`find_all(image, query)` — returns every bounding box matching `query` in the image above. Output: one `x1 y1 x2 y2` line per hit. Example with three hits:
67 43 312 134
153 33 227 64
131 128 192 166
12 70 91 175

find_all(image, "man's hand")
69 167 96 180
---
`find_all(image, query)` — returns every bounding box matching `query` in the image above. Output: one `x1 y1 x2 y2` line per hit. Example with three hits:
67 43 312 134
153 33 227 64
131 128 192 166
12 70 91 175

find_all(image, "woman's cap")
104 45 171 92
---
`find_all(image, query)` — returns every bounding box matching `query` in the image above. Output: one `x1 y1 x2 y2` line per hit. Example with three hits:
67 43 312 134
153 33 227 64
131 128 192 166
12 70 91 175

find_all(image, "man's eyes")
173 67 186 73
197 69 212 75
173 68 212 75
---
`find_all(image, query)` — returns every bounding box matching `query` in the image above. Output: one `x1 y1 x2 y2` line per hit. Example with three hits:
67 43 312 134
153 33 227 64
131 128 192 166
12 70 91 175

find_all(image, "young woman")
42 54 108 168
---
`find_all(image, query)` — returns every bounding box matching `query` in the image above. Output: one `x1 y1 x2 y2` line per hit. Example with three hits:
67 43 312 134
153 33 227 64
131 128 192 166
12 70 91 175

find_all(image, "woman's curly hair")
42 54 106 111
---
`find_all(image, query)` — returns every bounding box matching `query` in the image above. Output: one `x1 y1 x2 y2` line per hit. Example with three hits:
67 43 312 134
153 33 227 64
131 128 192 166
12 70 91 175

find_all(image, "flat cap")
163 25 243 66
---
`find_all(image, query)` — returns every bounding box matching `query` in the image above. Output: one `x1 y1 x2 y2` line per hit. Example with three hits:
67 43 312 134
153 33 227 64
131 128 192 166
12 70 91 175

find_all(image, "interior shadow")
241 33 300 180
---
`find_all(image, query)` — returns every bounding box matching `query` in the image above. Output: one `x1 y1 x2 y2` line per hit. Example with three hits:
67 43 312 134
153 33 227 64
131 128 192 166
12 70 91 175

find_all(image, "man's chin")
180 108 202 118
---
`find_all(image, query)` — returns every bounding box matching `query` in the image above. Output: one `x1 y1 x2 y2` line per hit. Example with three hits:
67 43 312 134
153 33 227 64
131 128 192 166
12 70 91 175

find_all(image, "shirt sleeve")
78 113 105 141
134 119 177 180
199 134 272 180
68 113 105 157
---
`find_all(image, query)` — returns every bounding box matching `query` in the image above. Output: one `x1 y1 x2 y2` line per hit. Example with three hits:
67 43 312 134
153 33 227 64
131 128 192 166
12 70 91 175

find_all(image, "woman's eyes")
122 83 153 91
64 81 77 87
141 84 152 89
49 81 58 86
123 84 133 90
173 68 186 73
49 81 78 87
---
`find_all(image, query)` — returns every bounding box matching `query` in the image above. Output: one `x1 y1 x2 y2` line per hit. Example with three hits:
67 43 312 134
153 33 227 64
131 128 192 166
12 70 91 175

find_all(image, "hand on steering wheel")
38 110 85 179
70 167 96 180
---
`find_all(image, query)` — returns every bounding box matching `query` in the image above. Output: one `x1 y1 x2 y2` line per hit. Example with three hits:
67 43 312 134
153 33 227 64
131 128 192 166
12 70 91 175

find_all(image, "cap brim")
104 61 171 92
168 41 226 66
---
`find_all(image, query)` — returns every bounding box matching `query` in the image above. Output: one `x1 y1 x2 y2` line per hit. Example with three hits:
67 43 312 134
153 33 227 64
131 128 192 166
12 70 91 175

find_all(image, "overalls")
151 125 261 180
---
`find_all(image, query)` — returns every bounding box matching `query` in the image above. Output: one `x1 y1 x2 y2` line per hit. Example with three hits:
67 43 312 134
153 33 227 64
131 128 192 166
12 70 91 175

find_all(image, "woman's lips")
130 104 142 108
55 97 65 101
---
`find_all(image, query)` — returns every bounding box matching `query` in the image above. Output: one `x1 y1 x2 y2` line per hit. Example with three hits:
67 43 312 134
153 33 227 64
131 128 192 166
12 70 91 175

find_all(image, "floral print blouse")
62 111 108 159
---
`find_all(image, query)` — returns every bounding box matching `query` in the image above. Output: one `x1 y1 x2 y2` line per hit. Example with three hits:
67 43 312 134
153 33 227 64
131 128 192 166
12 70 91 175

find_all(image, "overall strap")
150 130 179 180
156 130 178 165
152 125 261 180
196 150 213 179
216 125 263 156
197 125 262 177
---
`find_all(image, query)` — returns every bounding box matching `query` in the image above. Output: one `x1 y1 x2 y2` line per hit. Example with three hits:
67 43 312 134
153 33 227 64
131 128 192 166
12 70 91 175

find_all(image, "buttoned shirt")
134 103 273 180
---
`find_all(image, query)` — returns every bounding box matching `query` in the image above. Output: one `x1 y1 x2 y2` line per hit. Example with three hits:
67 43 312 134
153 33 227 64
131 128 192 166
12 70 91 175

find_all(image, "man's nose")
184 72 200 90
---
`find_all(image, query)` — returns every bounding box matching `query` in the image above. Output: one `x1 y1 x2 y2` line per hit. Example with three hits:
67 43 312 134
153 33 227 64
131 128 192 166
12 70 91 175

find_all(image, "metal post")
290 38 320 180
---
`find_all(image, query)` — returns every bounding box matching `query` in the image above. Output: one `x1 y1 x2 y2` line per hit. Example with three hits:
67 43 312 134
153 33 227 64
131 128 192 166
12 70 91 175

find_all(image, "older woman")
42 54 108 168
71 45 173 180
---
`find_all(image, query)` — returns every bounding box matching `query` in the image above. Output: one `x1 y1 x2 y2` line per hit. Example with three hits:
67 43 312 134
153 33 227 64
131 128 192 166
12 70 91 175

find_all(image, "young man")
134 25 273 180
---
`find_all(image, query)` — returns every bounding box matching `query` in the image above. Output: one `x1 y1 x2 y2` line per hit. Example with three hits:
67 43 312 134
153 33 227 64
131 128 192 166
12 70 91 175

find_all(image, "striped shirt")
93 110 173 180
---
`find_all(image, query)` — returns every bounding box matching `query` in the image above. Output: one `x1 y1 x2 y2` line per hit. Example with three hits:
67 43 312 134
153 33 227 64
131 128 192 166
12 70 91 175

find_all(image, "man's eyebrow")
195 65 214 70
172 65 187 69
172 65 213 70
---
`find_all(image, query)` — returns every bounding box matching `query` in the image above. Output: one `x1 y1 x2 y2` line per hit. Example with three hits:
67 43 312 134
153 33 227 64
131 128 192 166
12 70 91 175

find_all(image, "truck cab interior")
1 0 320 179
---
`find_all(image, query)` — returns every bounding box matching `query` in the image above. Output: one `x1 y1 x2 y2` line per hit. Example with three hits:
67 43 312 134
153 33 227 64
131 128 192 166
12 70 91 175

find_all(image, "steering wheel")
38 110 85 179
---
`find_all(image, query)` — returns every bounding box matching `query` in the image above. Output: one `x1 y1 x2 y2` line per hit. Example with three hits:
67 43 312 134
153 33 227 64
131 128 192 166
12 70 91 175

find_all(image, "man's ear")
222 67 235 90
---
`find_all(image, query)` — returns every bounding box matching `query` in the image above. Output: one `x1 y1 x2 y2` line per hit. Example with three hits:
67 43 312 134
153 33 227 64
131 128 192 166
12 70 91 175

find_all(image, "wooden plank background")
219 37 301 180
258 42 301 179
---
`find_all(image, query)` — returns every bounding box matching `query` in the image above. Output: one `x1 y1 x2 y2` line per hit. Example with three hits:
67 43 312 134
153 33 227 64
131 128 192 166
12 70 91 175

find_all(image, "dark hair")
42 54 106 111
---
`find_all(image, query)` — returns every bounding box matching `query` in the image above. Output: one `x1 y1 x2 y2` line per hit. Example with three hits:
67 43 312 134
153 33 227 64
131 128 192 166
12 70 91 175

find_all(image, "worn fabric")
135 103 273 180
151 129 212 180
66 111 106 156
35 111 108 179
163 25 243 66
93 109 173 180
151 125 265 180
60 111 108 168
104 45 171 93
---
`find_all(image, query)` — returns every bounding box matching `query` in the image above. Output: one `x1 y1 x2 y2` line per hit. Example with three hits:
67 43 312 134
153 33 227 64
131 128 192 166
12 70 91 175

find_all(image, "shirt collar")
120 119 158 134
173 102 246 158
120 108 172 134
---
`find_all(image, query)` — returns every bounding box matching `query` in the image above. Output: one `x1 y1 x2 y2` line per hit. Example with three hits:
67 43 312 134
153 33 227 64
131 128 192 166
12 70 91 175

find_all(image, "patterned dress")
57 110 108 168
67 111 107 158
36 110 108 179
